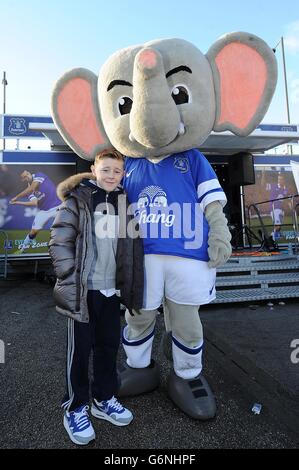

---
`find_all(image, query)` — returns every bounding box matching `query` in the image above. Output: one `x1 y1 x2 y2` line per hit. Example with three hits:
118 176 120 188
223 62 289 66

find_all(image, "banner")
290 160 299 194
0 163 75 258
1 114 53 139
244 165 299 244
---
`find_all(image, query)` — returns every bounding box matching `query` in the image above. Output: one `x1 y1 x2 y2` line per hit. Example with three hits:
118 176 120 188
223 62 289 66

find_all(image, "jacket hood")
57 172 96 201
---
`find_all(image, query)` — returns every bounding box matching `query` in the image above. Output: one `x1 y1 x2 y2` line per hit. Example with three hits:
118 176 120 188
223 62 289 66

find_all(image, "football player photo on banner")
0 163 75 258
244 165 299 244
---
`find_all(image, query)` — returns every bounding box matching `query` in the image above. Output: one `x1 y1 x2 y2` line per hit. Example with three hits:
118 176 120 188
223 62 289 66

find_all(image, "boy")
49 149 144 445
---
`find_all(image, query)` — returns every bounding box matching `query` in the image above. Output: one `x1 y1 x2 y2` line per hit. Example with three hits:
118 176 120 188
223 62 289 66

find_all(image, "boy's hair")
94 149 124 165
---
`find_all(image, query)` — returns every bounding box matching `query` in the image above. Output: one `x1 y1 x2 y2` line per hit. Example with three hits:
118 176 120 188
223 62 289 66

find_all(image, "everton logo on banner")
8 118 26 135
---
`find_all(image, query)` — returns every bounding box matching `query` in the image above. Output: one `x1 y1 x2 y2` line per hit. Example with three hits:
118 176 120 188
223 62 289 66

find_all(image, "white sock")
22 234 34 249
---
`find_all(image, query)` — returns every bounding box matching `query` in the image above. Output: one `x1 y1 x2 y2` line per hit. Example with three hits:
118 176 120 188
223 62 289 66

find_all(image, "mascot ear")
207 32 277 136
51 68 111 161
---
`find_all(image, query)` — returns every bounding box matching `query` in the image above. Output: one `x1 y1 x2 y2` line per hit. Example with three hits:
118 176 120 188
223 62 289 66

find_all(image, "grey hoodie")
83 178 120 291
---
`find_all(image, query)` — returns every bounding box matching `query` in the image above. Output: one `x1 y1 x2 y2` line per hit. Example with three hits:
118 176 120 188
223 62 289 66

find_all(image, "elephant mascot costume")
51 32 277 420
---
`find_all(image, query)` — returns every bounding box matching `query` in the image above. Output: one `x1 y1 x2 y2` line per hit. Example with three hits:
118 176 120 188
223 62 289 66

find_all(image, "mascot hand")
205 201 232 268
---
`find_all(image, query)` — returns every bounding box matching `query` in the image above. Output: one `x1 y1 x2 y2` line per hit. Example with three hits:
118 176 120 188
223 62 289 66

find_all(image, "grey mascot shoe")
117 360 160 397
167 370 216 420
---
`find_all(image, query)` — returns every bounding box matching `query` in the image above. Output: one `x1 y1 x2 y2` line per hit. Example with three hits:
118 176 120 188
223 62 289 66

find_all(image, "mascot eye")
171 85 190 105
118 96 133 115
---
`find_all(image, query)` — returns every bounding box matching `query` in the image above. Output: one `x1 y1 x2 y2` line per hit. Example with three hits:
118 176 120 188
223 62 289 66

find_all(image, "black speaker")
228 152 255 186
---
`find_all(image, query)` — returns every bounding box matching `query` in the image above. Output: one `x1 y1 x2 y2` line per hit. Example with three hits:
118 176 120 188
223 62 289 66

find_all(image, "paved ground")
201 301 299 441
0 279 298 449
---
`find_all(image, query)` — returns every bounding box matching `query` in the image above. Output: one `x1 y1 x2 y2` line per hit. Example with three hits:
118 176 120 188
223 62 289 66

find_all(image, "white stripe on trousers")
62 318 75 411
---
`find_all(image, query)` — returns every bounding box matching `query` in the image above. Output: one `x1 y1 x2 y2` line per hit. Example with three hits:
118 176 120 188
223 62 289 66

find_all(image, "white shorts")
32 205 60 230
143 254 216 310
271 209 284 226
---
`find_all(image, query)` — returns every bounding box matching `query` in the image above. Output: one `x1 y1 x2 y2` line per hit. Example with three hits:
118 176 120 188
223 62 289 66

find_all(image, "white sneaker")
63 405 95 445
91 396 133 426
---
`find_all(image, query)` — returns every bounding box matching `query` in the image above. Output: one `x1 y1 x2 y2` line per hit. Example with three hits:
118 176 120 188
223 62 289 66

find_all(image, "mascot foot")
167 370 216 420
117 360 160 397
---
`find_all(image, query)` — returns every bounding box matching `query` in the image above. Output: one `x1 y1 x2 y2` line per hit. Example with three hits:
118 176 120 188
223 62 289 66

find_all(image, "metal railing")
247 194 299 252
0 230 8 279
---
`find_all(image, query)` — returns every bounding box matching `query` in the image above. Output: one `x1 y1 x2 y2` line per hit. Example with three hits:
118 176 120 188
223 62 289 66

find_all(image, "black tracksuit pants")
62 290 121 412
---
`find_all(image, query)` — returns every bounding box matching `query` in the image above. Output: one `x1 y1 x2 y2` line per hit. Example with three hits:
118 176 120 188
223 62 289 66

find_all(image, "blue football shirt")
266 183 289 210
32 173 61 210
123 149 227 261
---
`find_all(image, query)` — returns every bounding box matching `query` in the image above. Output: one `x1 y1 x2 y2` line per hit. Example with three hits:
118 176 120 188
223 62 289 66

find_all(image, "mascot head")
51 32 277 160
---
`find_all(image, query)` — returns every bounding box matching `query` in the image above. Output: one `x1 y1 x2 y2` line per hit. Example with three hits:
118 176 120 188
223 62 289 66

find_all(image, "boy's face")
91 157 124 192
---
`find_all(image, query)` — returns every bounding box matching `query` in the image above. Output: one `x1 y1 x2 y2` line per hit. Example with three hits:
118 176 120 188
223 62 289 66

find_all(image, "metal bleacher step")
213 286 299 303
213 253 299 304
217 255 299 273
217 272 299 287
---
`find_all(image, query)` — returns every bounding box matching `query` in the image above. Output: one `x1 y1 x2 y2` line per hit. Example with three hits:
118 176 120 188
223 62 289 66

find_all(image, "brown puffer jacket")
48 173 144 322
